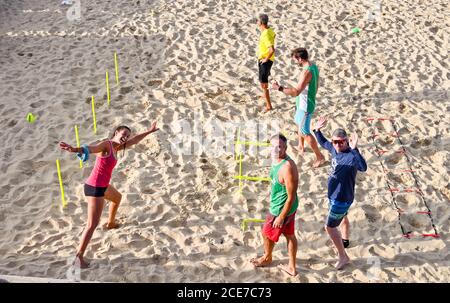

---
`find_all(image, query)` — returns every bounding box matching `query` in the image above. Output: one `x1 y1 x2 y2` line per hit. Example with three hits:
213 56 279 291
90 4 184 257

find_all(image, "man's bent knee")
284 233 297 241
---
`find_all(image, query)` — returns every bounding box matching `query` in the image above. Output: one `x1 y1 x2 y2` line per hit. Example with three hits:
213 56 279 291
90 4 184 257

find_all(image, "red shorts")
262 211 296 243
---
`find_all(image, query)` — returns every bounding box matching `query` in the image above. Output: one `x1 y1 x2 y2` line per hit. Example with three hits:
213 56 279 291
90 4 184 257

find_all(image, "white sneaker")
61 0 73 5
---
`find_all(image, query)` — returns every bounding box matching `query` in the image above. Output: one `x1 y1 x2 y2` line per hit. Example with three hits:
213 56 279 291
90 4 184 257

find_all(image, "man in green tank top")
272 48 325 168
250 133 299 276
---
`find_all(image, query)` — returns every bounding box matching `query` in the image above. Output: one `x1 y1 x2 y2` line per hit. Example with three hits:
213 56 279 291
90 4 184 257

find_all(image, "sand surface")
0 0 449 282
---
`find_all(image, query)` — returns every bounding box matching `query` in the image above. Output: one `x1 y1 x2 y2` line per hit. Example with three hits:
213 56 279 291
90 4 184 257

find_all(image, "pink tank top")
85 140 118 188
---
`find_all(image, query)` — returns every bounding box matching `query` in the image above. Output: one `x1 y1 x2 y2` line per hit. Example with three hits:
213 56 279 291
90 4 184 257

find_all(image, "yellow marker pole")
241 218 265 231
56 159 67 208
235 127 241 161
106 71 110 106
74 125 82 168
233 175 271 182
234 140 270 146
114 52 119 86
238 153 243 193
91 95 97 134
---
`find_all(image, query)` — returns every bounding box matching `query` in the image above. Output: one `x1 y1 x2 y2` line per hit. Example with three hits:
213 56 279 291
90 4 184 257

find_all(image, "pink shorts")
262 212 296 243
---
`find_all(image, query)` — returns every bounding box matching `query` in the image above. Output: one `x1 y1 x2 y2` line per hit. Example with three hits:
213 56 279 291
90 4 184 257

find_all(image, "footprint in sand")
7 120 17 127
386 172 415 187
386 172 403 184
398 103 407 113
410 137 432 149
395 194 421 209
376 135 396 147
148 80 162 87
384 153 404 166
402 213 429 229
361 205 382 223
119 86 133 95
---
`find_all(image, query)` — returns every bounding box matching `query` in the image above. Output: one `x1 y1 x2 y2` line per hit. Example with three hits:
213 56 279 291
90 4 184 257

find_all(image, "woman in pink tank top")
59 121 159 268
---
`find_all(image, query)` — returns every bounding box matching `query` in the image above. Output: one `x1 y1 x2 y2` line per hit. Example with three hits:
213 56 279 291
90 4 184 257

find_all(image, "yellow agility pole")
114 52 119 86
233 175 271 182
238 153 243 193
241 218 265 231
91 95 97 134
235 127 241 161
56 159 67 208
235 140 270 147
106 71 110 106
74 125 82 168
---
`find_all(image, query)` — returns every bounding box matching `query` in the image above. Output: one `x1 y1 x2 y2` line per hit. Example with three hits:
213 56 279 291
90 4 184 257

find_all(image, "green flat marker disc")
26 113 36 123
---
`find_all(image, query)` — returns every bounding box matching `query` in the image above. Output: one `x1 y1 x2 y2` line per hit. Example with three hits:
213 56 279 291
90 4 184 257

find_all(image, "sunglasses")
332 139 347 145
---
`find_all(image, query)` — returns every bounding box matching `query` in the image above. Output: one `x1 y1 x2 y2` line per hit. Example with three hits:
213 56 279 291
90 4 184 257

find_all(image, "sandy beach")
0 0 449 282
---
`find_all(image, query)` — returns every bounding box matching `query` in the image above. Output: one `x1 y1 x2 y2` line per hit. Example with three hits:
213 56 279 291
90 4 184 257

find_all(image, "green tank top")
295 63 319 114
269 156 299 216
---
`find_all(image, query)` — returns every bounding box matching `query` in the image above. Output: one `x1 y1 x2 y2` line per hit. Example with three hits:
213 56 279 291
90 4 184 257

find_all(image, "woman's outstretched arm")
59 141 108 154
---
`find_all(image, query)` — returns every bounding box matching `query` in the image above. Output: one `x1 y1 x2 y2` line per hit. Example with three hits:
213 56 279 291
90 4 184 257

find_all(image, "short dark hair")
332 128 348 138
270 133 288 145
259 14 269 26
291 47 309 60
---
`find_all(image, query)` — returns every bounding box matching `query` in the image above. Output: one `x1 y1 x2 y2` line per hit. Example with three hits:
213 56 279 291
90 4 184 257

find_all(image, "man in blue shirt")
313 117 367 270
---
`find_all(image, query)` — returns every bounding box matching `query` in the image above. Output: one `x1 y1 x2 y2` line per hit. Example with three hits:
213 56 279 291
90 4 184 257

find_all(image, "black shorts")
258 60 273 83
84 184 107 197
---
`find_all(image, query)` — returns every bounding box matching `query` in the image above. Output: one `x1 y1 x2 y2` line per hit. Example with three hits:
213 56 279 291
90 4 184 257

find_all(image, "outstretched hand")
315 116 328 130
149 121 159 133
59 142 75 152
271 80 280 91
349 133 358 149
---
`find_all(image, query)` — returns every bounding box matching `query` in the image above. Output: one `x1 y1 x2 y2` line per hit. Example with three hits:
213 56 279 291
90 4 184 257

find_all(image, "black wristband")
278 85 284 92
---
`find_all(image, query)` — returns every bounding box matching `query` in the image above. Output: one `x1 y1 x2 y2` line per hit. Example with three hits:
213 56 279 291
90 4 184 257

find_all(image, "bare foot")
263 106 273 113
103 221 120 230
250 256 272 267
278 264 298 276
335 255 350 270
312 157 326 168
74 255 90 269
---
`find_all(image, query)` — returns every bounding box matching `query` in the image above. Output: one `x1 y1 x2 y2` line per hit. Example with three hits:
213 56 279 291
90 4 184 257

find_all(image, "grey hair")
332 128 348 138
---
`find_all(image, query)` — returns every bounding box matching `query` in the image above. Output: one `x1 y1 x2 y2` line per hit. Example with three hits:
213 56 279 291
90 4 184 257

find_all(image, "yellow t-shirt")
258 28 276 61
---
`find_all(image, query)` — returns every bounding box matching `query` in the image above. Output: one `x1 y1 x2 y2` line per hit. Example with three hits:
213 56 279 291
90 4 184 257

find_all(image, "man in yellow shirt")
257 14 276 112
